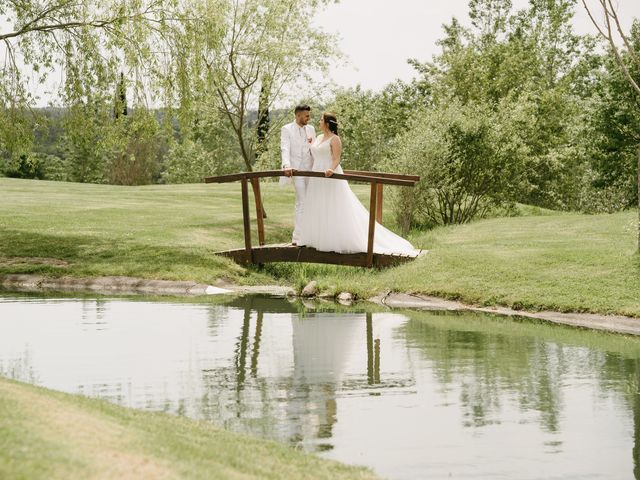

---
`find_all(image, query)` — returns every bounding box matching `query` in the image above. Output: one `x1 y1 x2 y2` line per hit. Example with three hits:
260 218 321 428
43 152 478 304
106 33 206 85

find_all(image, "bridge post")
375 184 383 223
367 181 378 267
251 177 265 246
240 176 253 263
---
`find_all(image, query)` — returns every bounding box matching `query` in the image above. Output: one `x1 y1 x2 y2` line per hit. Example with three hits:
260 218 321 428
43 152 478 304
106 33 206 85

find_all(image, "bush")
3 154 45 179
384 100 527 229
163 138 242 183
106 112 164 186
578 168 635 214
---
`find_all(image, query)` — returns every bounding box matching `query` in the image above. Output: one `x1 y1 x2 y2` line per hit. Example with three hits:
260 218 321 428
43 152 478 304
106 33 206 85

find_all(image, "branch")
580 0 609 39
581 0 640 96
606 0 640 69
0 5 162 42
602 1 640 96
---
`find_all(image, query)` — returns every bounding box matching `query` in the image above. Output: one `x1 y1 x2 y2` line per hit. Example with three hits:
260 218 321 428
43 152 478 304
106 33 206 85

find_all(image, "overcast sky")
313 0 640 92
3 1 640 105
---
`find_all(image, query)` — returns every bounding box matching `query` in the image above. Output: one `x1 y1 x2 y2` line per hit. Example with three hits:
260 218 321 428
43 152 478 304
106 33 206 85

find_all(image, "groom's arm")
280 126 291 169
308 126 316 167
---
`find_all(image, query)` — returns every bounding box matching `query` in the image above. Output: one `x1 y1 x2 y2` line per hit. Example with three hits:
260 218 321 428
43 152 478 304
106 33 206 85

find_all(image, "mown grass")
1 177 639 316
0 377 377 480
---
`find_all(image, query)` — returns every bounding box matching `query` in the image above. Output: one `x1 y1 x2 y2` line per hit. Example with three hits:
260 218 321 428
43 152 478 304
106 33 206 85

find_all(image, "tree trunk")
637 147 639 252
256 79 270 157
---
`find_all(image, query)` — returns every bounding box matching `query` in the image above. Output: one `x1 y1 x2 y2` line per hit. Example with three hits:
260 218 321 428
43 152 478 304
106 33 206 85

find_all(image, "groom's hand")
283 167 293 177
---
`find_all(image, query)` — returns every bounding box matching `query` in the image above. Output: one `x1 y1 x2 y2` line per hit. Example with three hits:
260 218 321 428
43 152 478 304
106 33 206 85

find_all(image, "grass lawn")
1 177 639 317
0 377 376 480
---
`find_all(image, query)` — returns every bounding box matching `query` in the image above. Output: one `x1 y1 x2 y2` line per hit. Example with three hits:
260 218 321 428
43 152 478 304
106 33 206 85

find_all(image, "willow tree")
581 0 640 250
0 0 180 163
173 0 337 172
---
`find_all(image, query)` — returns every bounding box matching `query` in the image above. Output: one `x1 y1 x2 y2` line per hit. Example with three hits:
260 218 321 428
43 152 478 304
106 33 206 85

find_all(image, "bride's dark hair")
323 112 339 135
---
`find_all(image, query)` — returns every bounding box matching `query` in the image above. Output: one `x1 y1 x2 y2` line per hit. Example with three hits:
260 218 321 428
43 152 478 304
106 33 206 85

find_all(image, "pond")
1 294 639 479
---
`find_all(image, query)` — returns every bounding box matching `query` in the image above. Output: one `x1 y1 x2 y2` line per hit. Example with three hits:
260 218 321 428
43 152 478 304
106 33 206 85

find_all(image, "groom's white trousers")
292 175 309 245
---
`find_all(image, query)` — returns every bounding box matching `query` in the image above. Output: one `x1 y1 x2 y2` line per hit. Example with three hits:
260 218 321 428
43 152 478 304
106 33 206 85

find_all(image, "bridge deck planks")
217 244 424 268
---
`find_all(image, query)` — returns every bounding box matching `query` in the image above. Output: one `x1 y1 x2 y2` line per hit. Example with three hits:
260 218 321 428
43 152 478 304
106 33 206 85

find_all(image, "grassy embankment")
1 177 639 317
0 377 376 479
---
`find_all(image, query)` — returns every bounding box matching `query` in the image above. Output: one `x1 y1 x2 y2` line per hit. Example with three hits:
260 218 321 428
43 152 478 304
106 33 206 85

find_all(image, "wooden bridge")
205 169 422 268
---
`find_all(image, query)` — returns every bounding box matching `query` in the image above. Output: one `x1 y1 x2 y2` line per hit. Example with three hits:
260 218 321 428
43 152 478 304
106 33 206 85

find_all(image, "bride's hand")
325 168 334 177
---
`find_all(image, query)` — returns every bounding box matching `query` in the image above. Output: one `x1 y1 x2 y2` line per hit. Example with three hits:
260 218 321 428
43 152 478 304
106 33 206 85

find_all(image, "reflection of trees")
0 347 39 384
402 315 567 431
401 311 640 436
635 364 640 480
599 355 640 479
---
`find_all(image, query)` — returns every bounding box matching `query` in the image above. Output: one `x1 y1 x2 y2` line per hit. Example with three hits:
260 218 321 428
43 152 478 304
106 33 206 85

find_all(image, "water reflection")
198 297 395 450
1 295 640 479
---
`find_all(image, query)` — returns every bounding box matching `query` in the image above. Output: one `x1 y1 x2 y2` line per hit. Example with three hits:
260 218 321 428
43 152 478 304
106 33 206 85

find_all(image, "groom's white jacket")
280 122 316 170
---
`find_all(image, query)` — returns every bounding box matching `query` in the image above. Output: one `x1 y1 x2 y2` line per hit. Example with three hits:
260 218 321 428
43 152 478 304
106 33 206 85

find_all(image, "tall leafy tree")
408 0 596 209
170 0 337 172
0 0 186 179
581 0 640 250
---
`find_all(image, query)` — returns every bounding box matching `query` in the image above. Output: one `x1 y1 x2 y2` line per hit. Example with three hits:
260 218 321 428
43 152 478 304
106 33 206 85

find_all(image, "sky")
313 0 640 92
2 1 640 105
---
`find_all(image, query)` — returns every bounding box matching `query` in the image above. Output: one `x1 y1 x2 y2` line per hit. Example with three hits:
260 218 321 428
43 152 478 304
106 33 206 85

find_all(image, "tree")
327 81 424 172
386 100 527 229
581 30 640 213
59 99 111 183
172 0 337 172
256 75 270 158
106 109 164 185
409 0 596 210
114 72 128 119
0 0 181 163
581 0 640 250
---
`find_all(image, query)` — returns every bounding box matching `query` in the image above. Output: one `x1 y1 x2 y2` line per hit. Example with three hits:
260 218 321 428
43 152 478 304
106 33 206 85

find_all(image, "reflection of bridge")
205 169 423 268
210 296 389 451
227 296 383 389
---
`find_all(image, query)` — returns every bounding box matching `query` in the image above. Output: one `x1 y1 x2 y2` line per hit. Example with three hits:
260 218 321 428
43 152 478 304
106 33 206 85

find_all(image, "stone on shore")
301 281 318 297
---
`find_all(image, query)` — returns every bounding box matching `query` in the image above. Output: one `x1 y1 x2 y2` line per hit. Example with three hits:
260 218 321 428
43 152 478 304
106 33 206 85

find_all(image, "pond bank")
369 292 640 336
0 377 377 480
2 273 639 336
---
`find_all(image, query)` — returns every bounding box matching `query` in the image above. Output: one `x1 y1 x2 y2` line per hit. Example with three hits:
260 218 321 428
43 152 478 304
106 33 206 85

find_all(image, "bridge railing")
204 170 420 267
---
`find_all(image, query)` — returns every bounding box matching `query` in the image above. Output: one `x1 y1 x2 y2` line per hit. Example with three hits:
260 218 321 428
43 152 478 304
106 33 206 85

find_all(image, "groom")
281 104 316 245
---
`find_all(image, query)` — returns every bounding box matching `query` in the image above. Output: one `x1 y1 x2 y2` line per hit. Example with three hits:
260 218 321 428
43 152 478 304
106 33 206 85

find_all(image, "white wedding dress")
299 135 419 255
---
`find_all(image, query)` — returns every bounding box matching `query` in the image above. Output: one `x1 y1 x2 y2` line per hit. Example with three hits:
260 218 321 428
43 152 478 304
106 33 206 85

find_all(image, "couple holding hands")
280 105 417 256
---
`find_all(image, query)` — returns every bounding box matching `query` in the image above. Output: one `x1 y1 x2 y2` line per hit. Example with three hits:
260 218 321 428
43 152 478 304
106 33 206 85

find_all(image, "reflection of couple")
280 104 418 255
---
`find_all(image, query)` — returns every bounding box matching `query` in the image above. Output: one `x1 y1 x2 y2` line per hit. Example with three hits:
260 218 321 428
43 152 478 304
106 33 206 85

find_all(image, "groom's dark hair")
294 104 311 113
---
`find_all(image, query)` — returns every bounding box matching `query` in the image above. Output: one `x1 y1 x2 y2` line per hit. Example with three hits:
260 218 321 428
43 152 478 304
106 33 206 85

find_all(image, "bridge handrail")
204 169 419 187
204 169 419 267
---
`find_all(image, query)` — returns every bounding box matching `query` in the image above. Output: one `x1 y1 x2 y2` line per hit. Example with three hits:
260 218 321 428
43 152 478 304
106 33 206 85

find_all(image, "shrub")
384 100 527 229
3 154 45 179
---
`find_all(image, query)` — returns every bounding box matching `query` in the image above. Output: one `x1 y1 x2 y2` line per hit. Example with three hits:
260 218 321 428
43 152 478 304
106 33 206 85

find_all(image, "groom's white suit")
280 121 316 244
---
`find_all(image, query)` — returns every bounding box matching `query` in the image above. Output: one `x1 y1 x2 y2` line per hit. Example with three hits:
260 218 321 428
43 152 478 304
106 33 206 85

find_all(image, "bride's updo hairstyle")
323 112 339 135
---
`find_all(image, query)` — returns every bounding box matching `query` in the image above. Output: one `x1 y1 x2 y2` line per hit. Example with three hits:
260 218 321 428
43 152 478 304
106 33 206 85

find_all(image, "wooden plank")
216 245 417 268
251 177 265 246
375 183 383 223
256 246 368 267
343 170 420 182
240 177 252 263
206 170 417 187
367 182 377 267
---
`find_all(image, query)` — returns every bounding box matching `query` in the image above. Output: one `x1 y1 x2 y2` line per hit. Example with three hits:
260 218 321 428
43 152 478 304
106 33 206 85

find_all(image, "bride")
299 112 419 256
